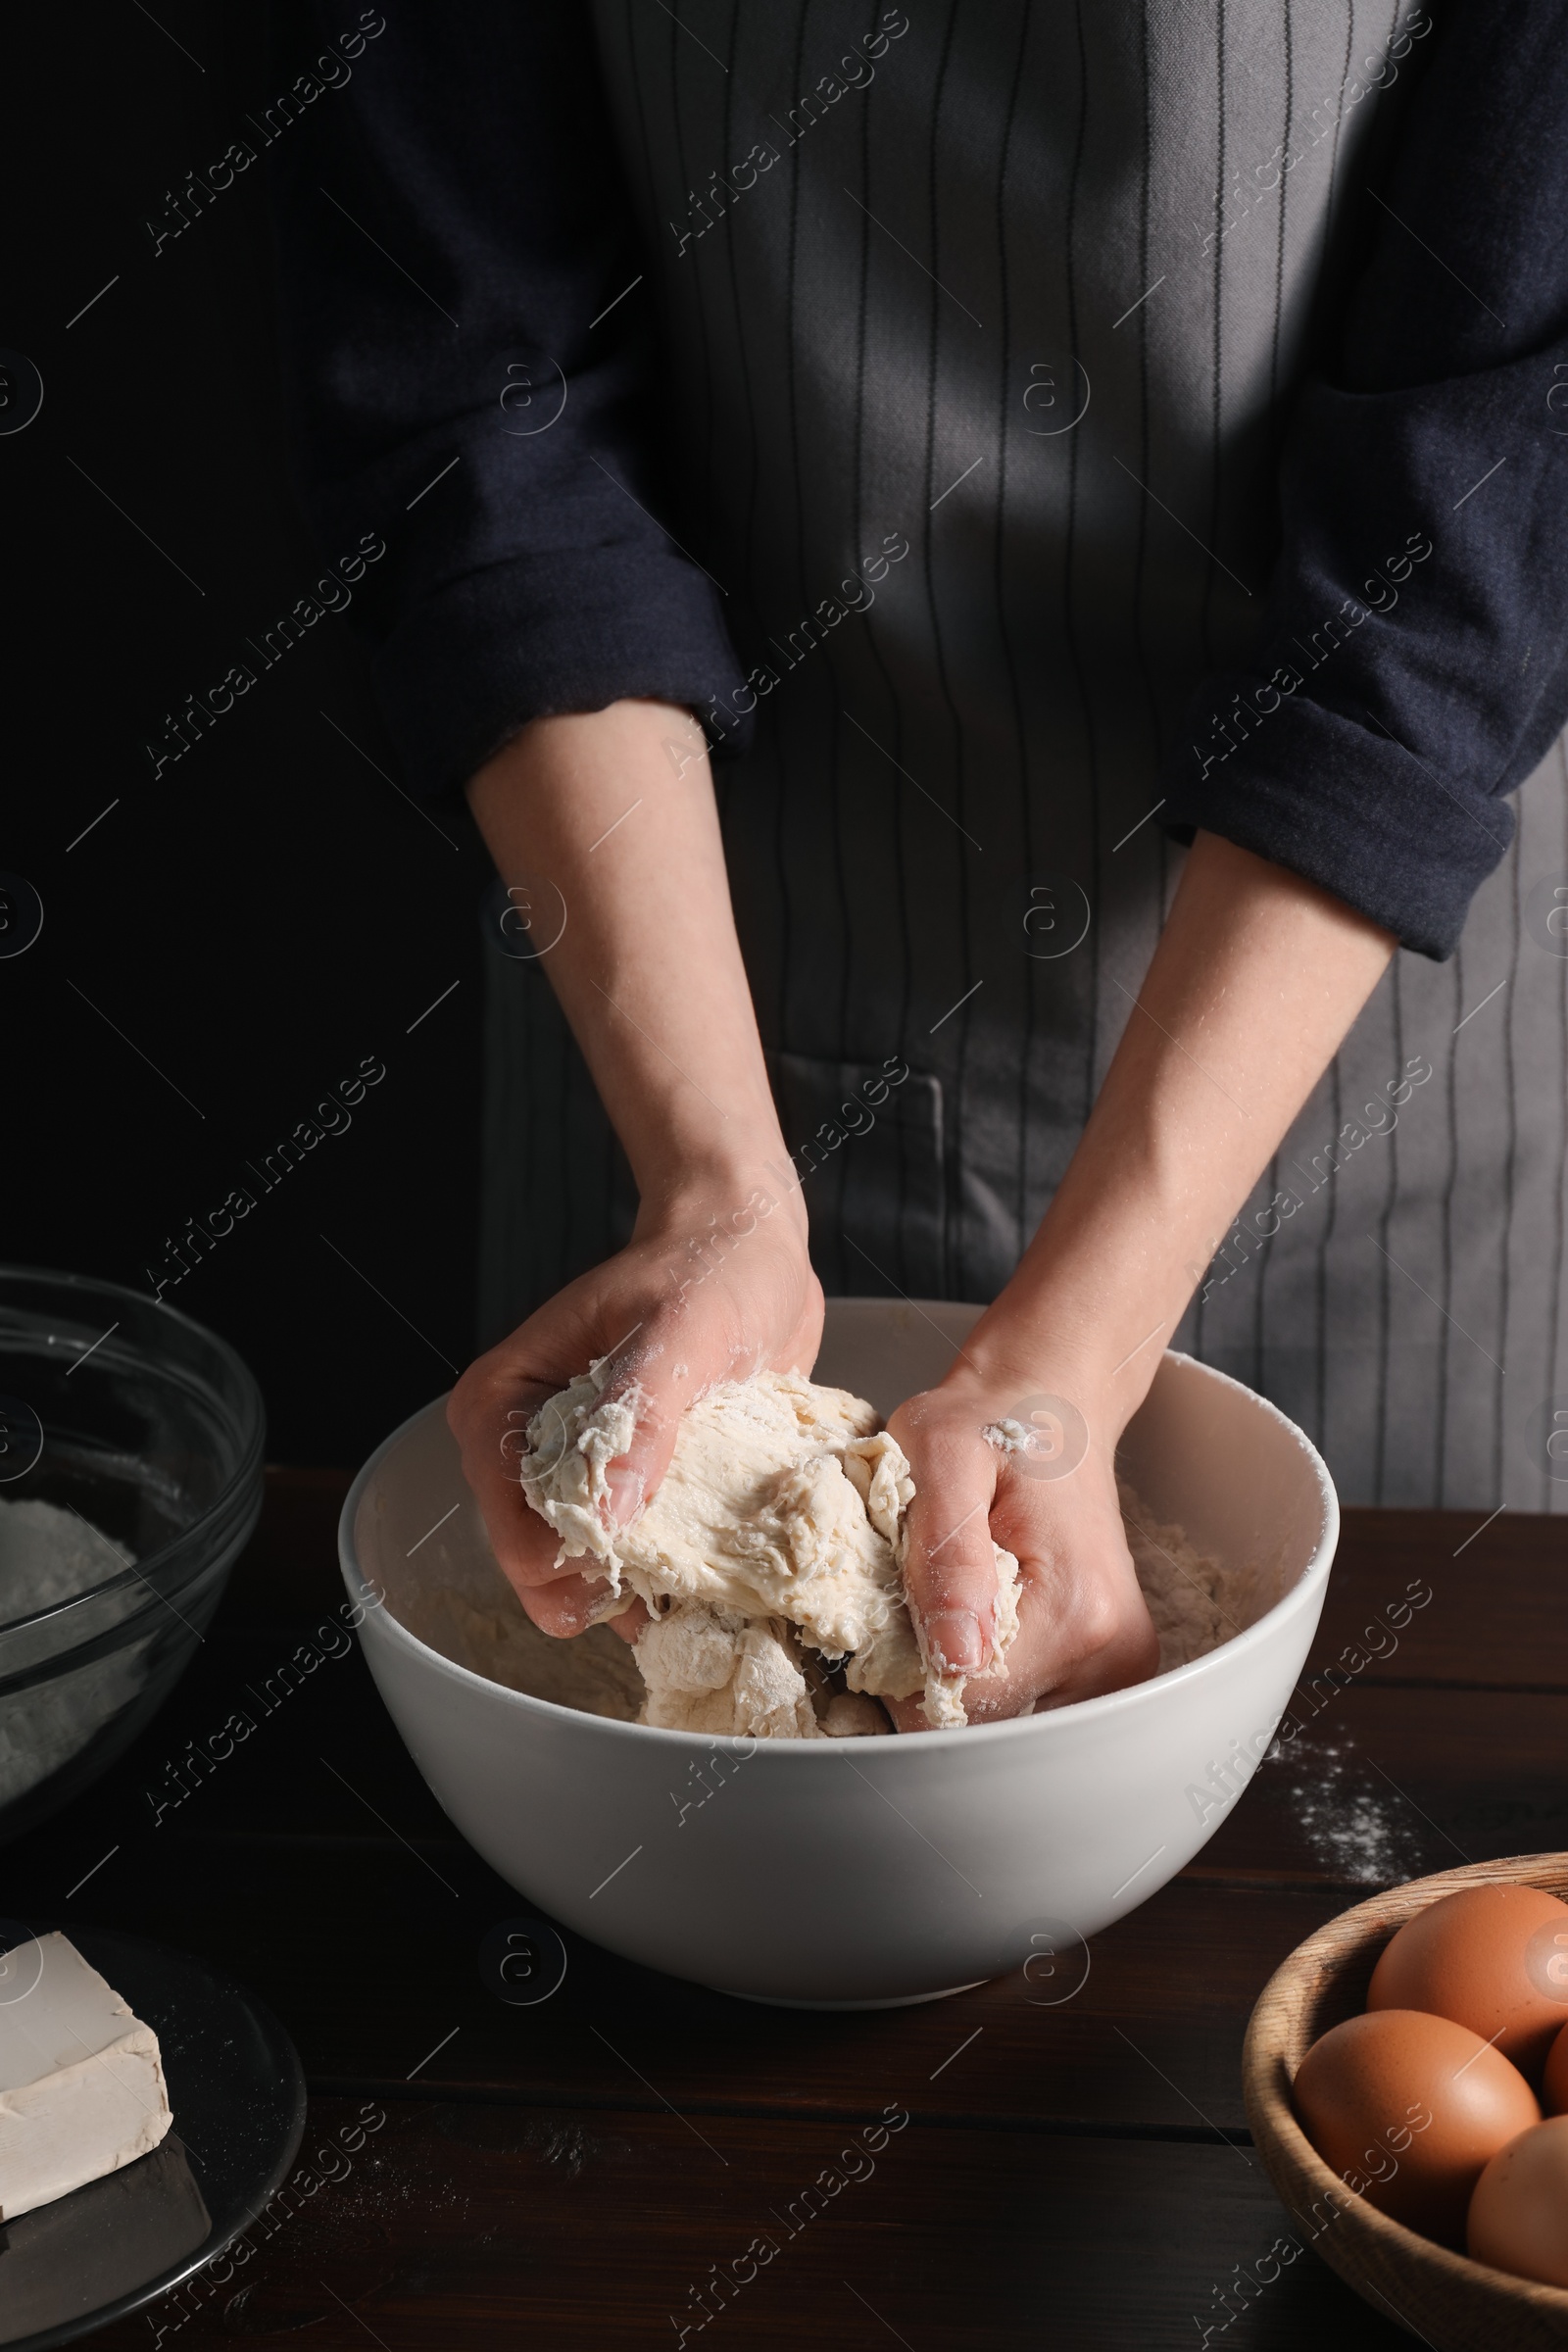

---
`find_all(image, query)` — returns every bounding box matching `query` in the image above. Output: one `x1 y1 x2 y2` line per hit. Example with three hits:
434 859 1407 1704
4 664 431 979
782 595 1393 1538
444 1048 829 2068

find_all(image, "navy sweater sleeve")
1159 2 1568 958
269 3 746 800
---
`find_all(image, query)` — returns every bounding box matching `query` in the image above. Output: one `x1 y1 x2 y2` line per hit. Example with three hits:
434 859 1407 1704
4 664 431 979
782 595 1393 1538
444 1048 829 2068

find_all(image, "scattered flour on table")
1260 1736 1432 1885
0 1497 149 1807
430 1362 1276 1740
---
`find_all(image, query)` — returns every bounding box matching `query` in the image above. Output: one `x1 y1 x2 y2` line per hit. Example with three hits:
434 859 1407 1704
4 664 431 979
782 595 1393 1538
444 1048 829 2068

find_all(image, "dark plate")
0 1924 306 2349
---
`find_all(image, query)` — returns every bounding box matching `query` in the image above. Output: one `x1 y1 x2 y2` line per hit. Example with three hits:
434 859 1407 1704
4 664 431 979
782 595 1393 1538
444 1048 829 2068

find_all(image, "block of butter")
0 1931 173 2221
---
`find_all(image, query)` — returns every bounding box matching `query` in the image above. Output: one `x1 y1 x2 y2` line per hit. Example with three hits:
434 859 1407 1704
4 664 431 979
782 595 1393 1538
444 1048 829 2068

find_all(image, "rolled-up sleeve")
1160 1 1568 959
270 3 746 801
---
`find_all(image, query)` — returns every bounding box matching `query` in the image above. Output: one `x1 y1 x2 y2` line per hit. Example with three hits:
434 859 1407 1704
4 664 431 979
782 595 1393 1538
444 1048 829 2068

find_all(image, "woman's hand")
886 1352 1158 1727
447 1184 821 1637
891 832 1396 1725
456 696 820 1639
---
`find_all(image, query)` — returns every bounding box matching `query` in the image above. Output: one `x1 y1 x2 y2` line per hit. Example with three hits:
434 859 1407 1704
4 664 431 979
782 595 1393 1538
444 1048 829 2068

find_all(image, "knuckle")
1075 1579 1134 1658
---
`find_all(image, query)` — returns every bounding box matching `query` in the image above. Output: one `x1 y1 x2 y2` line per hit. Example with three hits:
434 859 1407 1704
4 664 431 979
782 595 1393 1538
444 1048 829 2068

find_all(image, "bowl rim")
1242 1853 1568 2317
338 1346 1340 1751
0 1262 267 1636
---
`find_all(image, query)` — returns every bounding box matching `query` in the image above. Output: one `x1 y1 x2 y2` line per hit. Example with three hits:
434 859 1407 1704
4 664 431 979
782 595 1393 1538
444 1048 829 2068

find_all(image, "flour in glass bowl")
0 1498 129 1616
0 1497 151 1807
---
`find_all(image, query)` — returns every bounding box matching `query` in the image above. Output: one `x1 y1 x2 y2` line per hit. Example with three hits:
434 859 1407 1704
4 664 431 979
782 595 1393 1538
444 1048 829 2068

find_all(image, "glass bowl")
0 1267 265 1840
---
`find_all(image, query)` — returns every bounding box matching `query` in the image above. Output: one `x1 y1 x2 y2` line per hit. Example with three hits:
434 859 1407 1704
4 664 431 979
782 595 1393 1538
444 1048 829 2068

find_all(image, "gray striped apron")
479 1 1568 1513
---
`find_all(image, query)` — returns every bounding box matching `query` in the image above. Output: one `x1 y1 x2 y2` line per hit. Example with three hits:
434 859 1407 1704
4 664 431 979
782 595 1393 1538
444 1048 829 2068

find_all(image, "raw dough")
518 1364 1020 1736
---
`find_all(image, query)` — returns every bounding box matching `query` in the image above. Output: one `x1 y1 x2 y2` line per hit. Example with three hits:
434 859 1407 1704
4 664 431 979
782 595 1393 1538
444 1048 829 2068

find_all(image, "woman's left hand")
885 1350 1158 1728
883 833 1399 1727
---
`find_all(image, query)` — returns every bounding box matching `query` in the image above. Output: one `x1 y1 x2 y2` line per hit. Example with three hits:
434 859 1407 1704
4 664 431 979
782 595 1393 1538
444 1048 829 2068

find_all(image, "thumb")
593 1340 717 1529
897 1432 1006 1677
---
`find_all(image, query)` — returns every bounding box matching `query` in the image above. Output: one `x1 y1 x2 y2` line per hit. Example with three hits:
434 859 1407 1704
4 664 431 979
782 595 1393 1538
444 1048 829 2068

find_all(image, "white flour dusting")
1118 1488 1277 1674
1261 1736 1430 1884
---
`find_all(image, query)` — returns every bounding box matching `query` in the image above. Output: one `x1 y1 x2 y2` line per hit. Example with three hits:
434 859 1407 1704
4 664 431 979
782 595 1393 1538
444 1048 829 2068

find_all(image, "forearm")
466 699 796 1231
967 831 1396 1413
455 699 821 1632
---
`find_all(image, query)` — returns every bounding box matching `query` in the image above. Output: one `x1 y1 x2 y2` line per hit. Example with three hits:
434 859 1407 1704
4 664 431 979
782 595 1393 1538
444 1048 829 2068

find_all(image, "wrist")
949 1252 1179 1442
633 1137 810 1250
959 1128 1221 1425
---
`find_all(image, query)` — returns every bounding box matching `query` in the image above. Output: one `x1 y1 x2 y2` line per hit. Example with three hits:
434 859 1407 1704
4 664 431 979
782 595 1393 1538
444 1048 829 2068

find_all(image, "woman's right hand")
457 697 822 1640
447 1180 822 1638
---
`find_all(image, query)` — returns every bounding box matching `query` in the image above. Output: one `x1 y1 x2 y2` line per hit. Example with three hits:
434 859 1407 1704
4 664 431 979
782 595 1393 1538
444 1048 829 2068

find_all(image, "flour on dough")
518 1364 1020 1736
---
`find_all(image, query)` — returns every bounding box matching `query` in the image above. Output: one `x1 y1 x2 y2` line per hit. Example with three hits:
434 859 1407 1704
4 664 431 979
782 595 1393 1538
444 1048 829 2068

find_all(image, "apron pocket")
765 1050 947 1300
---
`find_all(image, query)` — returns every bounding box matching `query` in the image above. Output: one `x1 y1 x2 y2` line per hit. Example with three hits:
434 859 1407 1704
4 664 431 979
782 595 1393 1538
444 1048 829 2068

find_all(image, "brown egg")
1467 2115 1568 2286
1544 2018 1568 2118
1294 2008 1540 2243
1367 1884 1568 2078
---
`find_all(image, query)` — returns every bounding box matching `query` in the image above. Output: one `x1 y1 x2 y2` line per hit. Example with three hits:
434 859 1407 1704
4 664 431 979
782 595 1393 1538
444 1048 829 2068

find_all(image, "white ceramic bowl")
339 1300 1337 2006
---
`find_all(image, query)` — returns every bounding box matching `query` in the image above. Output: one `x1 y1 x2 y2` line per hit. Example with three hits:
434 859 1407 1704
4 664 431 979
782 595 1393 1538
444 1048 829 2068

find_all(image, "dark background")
5 3 489 1464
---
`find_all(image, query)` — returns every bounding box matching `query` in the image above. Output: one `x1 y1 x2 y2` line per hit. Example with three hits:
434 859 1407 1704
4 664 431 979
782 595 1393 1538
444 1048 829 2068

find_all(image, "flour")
0 1498 150 1810
1261 1735 1430 1885
426 1584 646 1723
1117 1492 1276 1674
0 1499 129 1618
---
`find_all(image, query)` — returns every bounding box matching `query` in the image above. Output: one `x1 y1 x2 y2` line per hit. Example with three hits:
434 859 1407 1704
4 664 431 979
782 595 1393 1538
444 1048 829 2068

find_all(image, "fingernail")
606 1463 645 1529
927 1608 984 1674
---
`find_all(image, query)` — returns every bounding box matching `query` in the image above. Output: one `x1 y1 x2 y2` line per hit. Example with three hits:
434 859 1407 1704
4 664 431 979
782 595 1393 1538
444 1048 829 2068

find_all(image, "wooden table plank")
38 1617 1565 1887
1312 1506 1568 1689
67 1472 1567 1878
17 1472 1563 2350
87 2098 1410 2351
36 1823 1343 2132
237 1472 1568 1687
13 1536 1563 2142
19 1652 1563 2133
1200 1688 1568 1880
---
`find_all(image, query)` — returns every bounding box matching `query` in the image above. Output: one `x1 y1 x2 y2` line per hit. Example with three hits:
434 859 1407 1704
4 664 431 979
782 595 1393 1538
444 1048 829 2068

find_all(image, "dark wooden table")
11 1478 1565 2349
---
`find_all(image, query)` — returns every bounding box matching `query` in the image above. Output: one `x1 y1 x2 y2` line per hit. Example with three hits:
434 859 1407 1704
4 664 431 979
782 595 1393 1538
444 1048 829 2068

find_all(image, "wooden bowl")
1243 1852 1568 2350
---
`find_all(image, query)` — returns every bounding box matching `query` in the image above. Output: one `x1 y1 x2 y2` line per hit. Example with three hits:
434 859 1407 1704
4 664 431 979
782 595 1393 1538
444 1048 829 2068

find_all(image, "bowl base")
713 1979 987 2010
